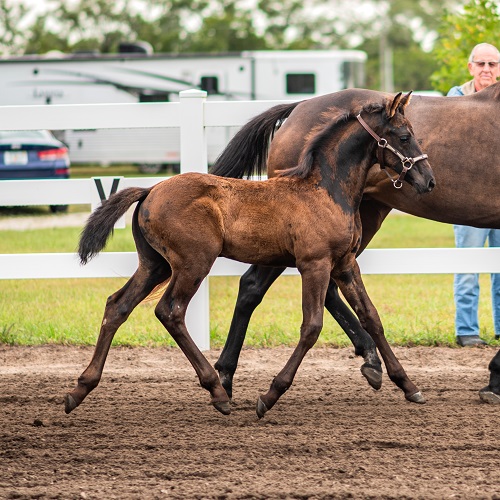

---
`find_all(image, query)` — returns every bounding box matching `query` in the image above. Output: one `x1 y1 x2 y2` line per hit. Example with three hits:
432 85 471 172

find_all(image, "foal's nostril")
428 177 436 192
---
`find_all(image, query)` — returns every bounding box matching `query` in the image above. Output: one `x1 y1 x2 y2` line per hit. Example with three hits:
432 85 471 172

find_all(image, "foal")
65 92 435 417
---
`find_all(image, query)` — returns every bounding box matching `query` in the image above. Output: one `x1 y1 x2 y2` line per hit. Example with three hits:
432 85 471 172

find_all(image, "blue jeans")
454 225 500 337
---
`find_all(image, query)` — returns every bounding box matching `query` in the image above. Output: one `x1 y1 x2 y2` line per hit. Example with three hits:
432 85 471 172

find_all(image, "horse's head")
359 92 436 194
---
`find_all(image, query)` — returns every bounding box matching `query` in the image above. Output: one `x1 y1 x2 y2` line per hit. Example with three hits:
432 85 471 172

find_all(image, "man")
447 43 500 347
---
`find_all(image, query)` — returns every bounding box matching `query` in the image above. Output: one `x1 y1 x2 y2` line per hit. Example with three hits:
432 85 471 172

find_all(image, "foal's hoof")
479 387 500 405
406 391 426 404
256 397 269 419
361 365 383 390
212 400 232 415
64 394 78 414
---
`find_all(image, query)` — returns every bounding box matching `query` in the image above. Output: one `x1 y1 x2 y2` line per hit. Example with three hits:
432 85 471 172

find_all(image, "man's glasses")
472 60 500 68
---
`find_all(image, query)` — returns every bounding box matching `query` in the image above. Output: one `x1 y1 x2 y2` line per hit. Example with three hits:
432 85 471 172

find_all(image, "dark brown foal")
65 92 434 417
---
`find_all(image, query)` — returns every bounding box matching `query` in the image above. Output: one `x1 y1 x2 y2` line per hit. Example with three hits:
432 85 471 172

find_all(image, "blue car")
0 130 70 212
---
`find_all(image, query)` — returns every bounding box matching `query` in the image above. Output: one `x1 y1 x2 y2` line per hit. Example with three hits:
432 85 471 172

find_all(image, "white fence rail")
1 90 499 350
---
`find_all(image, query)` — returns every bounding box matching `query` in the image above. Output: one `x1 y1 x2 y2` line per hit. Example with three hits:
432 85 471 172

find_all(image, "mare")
65 92 435 417
210 83 500 405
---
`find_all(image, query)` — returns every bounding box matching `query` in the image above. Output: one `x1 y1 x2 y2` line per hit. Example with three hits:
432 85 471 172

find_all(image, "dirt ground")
1 345 499 500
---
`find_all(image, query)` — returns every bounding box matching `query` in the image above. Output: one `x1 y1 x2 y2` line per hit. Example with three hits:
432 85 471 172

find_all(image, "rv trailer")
0 48 366 172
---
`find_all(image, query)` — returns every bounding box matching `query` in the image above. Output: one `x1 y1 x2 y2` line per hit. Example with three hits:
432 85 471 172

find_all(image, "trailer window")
286 74 315 94
200 76 219 95
139 92 170 102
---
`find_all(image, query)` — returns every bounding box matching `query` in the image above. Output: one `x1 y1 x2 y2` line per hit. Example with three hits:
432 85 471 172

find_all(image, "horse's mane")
277 102 385 179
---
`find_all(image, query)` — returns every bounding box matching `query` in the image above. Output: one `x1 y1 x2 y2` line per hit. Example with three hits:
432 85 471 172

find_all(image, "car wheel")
50 205 69 214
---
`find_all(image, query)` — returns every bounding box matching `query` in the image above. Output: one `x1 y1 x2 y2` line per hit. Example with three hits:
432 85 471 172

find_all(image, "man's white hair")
468 43 500 62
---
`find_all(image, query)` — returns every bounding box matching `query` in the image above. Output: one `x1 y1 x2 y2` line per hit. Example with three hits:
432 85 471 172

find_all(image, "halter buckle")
401 158 414 170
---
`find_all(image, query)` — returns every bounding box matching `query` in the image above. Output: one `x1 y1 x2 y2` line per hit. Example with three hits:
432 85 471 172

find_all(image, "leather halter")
356 113 428 189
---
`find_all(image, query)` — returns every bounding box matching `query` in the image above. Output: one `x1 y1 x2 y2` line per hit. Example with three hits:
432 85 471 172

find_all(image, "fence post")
179 89 208 173
179 89 210 351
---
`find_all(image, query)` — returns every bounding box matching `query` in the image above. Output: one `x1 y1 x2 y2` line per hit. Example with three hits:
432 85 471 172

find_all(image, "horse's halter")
356 113 428 189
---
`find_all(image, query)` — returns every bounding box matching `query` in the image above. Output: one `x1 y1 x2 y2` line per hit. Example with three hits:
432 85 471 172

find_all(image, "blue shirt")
447 86 464 97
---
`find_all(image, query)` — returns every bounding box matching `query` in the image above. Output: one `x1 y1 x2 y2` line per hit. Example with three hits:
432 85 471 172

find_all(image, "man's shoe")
456 335 487 347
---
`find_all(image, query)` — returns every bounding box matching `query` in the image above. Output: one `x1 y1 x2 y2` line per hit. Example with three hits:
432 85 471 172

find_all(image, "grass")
1 209 499 348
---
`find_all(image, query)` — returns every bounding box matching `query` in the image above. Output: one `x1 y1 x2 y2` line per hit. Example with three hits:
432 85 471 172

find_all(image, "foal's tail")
79 187 151 265
209 101 301 178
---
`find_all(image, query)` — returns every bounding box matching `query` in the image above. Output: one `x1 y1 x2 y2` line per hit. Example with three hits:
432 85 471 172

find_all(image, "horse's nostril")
428 178 436 191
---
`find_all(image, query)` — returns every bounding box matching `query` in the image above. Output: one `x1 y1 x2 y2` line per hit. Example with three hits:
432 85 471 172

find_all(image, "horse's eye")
400 135 410 143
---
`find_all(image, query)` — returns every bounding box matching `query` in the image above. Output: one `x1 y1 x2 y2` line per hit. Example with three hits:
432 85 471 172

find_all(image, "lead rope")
356 113 428 189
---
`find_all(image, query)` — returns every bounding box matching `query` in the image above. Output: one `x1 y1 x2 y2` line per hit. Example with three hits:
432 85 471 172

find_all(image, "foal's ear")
387 92 402 118
398 91 413 113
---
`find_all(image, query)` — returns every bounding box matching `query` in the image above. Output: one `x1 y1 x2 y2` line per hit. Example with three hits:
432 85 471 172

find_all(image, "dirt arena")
1 345 499 499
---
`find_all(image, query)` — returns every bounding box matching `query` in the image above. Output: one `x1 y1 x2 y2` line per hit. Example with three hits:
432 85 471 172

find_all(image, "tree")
0 0 32 55
182 1 268 52
353 0 458 91
431 0 500 94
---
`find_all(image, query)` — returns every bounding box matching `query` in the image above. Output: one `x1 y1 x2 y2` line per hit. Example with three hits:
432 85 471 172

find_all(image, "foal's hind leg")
64 264 170 414
335 263 425 404
155 265 231 415
215 265 286 398
257 262 331 418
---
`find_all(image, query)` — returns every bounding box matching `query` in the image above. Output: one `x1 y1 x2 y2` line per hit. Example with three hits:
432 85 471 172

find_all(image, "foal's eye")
400 135 410 143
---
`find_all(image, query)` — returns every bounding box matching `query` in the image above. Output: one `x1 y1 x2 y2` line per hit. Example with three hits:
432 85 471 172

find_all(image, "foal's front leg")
324 281 382 390
335 262 425 403
257 262 331 418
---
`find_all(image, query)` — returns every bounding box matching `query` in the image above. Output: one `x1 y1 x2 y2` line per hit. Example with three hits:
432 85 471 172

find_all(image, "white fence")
1 89 500 350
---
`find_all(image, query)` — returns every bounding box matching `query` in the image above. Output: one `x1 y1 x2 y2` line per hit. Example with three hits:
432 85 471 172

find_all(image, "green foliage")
431 0 500 94
360 37 440 91
183 2 268 52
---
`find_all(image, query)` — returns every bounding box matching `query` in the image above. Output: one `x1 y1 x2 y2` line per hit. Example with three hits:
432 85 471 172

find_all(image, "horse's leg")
479 350 500 404
324 281 382 390
257 262 331 418
214 265 286 398
335 263 425 404
155 264 231 415
64 263 170 414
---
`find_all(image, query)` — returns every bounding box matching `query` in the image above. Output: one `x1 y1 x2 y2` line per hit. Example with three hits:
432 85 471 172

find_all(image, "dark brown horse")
65 92 434 417
210 83 500 406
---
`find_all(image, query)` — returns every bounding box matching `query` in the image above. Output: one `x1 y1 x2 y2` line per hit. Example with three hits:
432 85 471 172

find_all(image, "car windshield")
0 130 48 140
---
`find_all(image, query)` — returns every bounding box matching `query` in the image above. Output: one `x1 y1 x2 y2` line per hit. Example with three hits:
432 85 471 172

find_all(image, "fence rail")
1 90 498 350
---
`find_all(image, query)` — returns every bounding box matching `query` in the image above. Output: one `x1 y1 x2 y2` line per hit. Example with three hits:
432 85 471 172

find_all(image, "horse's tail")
79 186 151 265
209 101 301 178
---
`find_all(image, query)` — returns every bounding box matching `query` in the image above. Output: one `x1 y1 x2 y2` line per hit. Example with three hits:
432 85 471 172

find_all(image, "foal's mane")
277 102 386 179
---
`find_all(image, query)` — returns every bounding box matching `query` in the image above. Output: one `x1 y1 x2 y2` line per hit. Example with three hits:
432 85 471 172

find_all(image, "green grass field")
1 213 498 347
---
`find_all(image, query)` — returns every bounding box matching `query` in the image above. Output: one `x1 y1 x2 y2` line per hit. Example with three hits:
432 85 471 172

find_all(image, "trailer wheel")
50 205 69 214
138 163 163 174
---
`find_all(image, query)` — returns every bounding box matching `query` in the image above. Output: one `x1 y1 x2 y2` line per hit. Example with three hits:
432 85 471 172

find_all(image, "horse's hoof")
406 391 426 404
213 400 232 415
64 394 78 414
479 387 500 405
361 365 383 390
256 397 268 419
